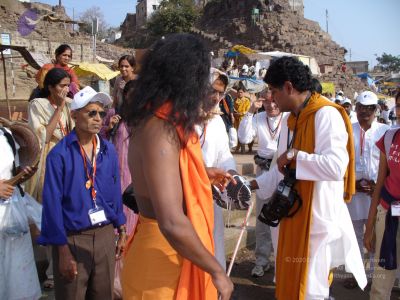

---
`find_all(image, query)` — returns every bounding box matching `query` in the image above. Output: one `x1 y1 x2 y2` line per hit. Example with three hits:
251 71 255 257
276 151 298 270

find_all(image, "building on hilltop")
136 0 162 28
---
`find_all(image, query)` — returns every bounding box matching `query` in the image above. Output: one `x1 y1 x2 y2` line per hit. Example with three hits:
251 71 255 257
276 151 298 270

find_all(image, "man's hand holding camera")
277 148 299 174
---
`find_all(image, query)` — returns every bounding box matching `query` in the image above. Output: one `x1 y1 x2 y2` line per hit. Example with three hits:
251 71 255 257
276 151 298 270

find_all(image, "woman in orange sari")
33 44 80 98
121 34 234 300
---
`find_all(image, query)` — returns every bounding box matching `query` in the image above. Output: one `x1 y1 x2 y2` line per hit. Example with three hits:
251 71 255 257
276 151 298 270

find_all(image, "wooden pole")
1 50 11 119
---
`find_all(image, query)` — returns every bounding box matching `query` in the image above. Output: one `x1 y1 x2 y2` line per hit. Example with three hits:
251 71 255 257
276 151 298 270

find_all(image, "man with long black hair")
121 34 234 300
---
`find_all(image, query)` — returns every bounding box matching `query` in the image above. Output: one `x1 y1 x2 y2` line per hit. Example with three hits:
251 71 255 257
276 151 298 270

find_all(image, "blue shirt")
38 130 126 245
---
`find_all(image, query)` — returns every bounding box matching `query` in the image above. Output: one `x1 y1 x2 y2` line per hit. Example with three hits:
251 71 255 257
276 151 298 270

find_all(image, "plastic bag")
0 197 29 238
23 192 42 230
228 127 238 149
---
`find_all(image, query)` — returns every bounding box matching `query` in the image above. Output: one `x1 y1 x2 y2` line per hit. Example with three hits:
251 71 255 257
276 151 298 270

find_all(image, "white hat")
337 90 344 96
335 95 344 103
356 91 378 106
242 64 249 72
71 86 112 111
342 98 352 105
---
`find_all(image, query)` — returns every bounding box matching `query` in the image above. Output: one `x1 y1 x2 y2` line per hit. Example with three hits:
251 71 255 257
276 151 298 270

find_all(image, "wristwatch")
286 148 296 160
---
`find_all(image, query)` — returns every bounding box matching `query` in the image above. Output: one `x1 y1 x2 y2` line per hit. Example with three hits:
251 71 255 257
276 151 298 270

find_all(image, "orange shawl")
275 93 355 300
155 105 217 300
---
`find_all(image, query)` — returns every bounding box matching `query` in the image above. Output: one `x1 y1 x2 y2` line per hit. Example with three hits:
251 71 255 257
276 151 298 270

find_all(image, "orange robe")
122 103 217 300
275 93 355 300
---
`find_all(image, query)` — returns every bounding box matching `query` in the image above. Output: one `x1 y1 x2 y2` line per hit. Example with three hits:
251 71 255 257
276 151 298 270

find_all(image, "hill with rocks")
192 0 366 97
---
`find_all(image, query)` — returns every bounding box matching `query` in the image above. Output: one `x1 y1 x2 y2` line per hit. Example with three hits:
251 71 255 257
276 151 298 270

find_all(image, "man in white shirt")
260 56 366 299
238 90 283 277
345 91 389 288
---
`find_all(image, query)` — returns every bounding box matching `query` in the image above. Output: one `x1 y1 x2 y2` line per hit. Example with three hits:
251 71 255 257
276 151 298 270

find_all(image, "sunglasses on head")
87 110 107 119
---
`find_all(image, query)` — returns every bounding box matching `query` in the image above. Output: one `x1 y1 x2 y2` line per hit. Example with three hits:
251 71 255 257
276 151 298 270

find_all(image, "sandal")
43 278 54 290
343 277 358 289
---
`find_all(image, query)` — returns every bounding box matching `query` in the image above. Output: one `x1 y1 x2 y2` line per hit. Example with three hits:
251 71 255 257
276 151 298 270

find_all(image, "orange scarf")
155 104 217 300
275 93 355 300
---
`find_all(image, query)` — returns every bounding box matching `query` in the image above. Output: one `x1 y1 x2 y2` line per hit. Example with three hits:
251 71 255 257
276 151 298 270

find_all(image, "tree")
376 53 400 73
79 6 109 39
147 0 199 37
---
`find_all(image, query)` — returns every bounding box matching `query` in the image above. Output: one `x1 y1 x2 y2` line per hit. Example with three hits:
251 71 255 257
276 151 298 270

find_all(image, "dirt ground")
228 245 400 300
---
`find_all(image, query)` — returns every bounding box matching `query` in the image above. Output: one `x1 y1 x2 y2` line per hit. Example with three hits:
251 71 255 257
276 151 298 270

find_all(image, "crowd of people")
0 34 400 300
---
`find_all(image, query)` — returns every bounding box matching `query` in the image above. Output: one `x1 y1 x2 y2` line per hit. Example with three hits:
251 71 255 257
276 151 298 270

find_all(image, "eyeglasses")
356 104 376 112
87 110 107 119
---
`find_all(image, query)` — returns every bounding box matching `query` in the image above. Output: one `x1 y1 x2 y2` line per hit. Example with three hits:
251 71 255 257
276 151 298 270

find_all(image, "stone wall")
0 0 133 101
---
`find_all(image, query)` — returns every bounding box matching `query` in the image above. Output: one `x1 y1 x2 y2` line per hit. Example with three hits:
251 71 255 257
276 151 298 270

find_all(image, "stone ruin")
0 0 133 102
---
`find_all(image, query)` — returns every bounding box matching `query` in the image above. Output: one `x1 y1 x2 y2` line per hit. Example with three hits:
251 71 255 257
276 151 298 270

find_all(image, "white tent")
254 51 321 76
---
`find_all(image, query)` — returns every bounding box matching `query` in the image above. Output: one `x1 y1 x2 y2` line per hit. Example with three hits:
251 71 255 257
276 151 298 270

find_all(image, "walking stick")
226 200 255 277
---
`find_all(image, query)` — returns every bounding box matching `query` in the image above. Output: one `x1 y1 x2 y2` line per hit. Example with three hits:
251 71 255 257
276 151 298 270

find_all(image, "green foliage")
376 53 400 72
147 0 199 37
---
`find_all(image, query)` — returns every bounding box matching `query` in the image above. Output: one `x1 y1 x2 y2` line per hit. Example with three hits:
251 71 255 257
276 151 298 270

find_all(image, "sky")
39 0 399 68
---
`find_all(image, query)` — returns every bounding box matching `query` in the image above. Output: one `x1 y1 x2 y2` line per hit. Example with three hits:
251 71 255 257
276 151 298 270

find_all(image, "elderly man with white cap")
344 91 389 289
38 86 126 299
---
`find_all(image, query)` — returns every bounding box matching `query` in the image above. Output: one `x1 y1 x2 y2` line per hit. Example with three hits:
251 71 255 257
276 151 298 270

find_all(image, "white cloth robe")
237 111 283 159
347 121 389 221
256 106 367 299
196 114 237 271
0 129 42 300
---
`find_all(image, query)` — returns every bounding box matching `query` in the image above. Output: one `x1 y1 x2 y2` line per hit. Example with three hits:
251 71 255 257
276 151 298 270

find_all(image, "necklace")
266 114 283 140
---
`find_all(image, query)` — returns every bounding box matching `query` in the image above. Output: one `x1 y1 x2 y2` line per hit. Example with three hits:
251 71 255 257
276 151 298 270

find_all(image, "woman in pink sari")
101 55 137 299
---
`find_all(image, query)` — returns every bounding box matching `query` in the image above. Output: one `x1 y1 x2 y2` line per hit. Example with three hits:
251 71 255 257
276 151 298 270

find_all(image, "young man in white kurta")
347 92 389 281
262 56 366 299
237 91 283 277
259 107 367 298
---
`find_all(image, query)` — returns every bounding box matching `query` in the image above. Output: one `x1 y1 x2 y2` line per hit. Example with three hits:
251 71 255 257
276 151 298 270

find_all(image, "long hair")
123 34 211 139
40 68 71 98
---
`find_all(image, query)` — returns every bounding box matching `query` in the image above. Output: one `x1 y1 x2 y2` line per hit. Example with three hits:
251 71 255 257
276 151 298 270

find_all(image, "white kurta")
196 114 237 271
0 129 42 300
237 111 282 159
347 122 389 220
197 115 236 171
257 107 367 299
349 110 358 124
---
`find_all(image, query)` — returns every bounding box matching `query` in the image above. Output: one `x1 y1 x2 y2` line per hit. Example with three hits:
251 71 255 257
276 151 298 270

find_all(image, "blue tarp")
225 50 239 58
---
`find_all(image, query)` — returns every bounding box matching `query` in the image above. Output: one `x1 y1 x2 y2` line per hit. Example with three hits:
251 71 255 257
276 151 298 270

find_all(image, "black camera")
258 169 302 227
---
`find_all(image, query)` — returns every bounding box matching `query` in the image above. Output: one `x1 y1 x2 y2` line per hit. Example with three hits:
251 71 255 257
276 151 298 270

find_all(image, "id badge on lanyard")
391 201 400 217
80 137 107 226
88 205 107 225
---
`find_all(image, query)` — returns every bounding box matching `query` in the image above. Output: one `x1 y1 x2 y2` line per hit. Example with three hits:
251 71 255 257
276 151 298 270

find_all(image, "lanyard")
79 137 98 205
359 127 366 157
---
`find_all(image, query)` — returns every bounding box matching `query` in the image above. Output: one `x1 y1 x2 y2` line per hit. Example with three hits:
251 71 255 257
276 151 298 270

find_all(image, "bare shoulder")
133 116 181 156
